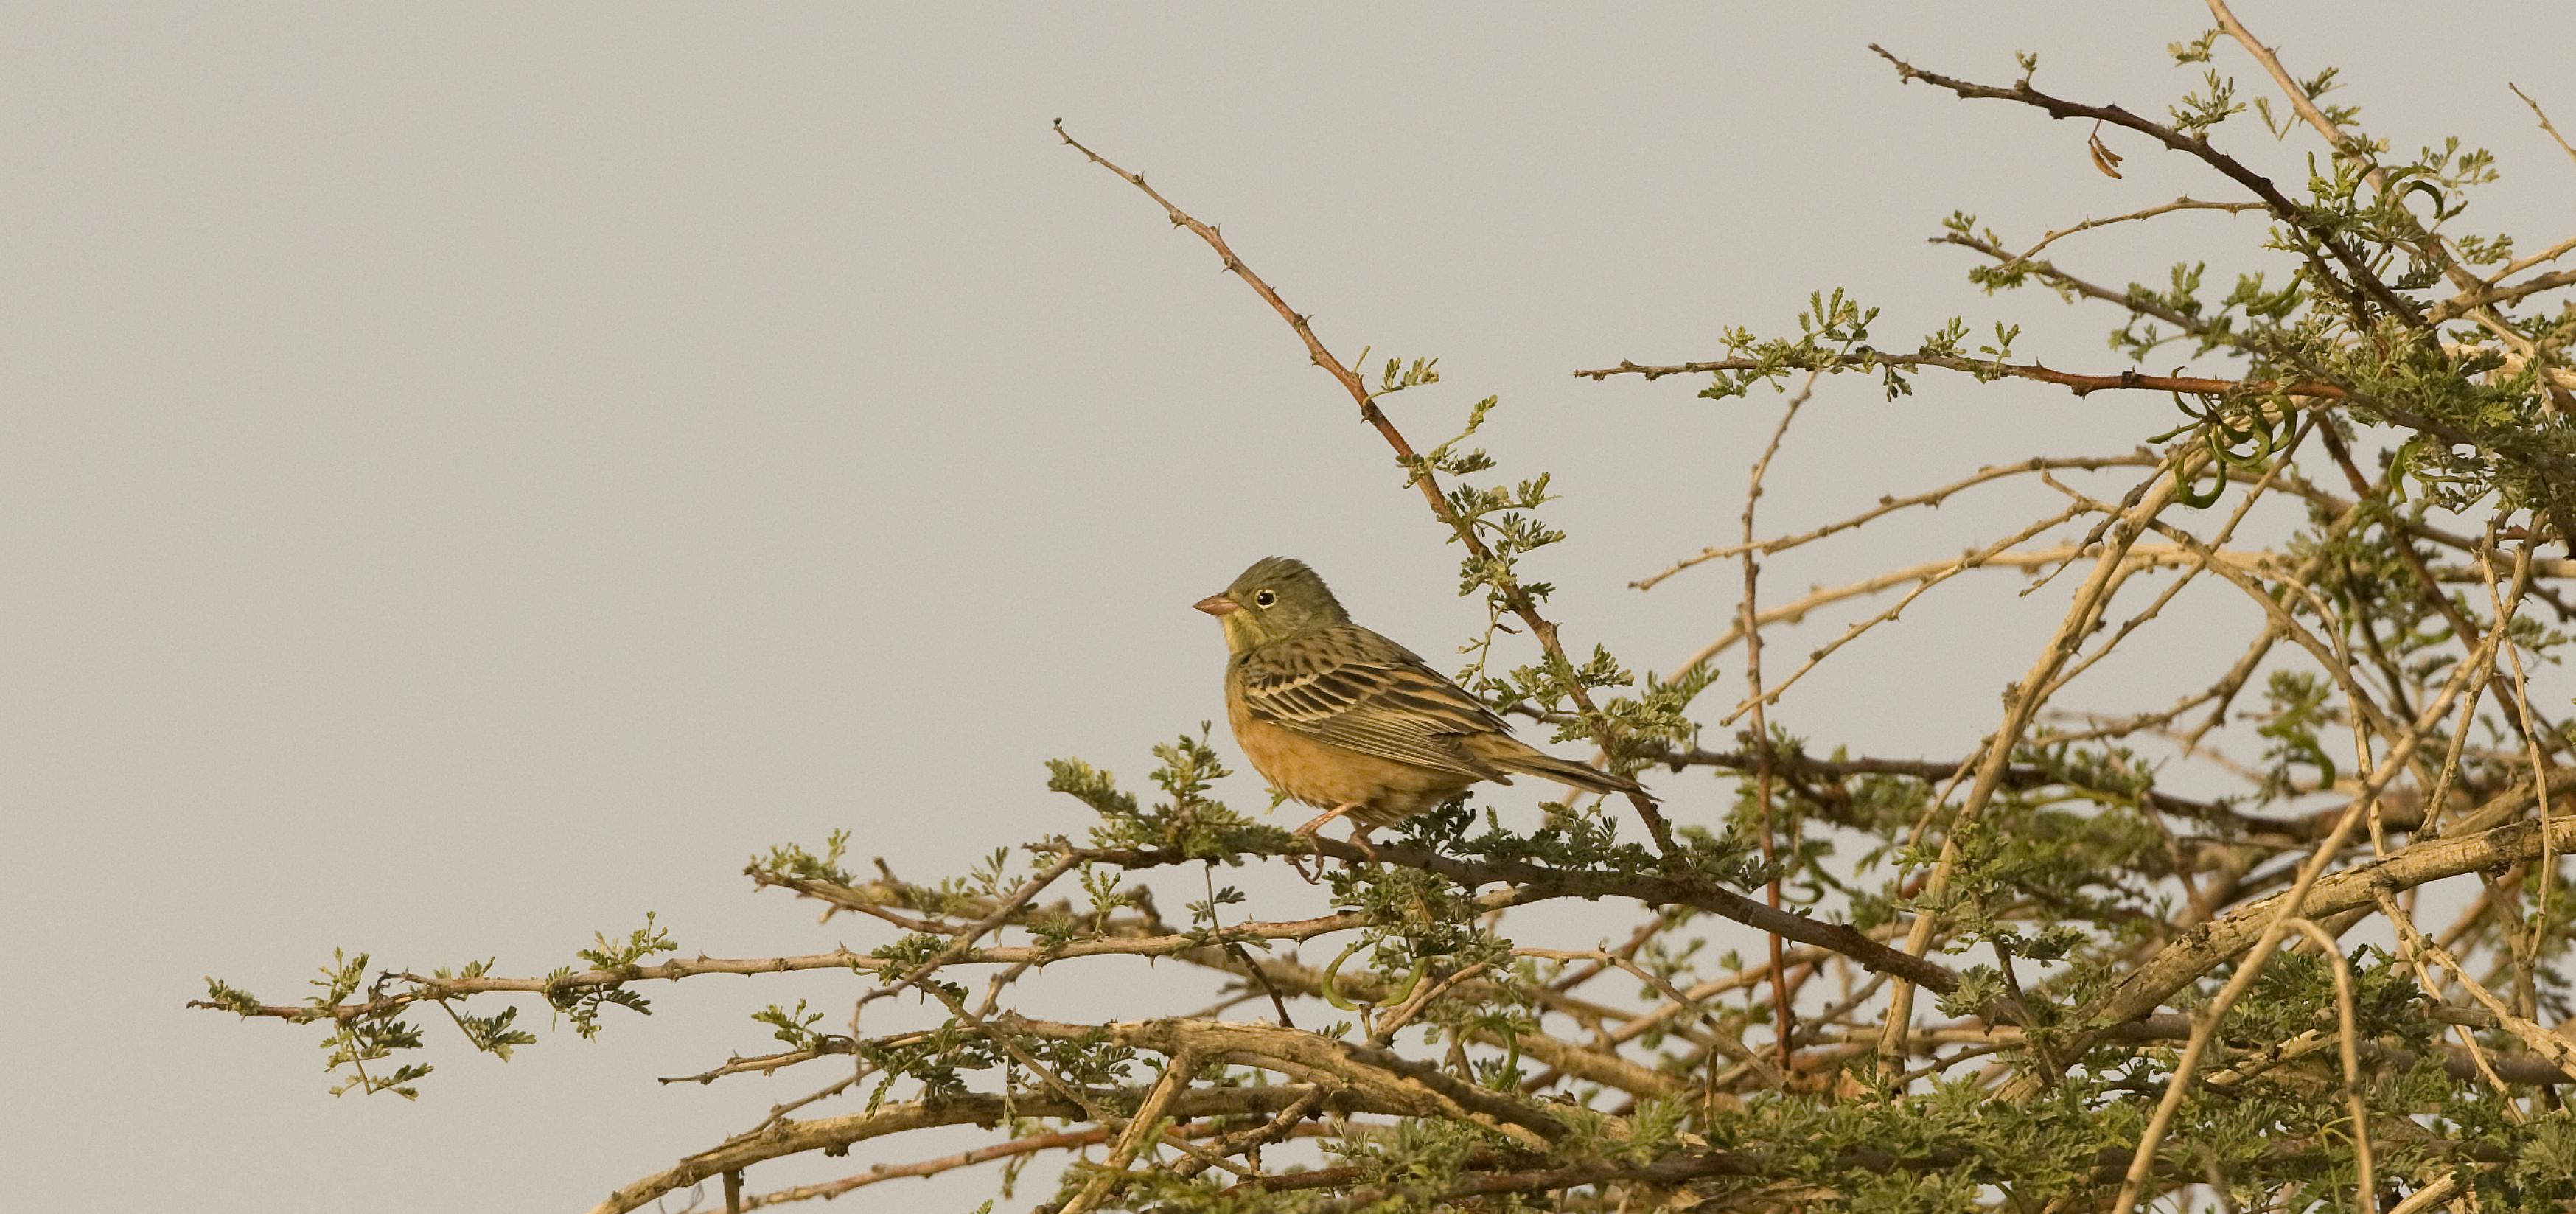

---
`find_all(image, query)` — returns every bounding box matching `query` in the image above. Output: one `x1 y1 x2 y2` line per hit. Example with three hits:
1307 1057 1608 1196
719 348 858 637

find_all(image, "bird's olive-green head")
1195 556 1351 654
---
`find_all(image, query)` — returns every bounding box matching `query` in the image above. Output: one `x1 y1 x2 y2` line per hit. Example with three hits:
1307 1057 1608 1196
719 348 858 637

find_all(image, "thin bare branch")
1054 119 1675 852
2510 82 2576 167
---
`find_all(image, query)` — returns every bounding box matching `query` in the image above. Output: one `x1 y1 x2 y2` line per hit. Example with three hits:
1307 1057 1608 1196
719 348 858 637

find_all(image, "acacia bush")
199 8 2576 1213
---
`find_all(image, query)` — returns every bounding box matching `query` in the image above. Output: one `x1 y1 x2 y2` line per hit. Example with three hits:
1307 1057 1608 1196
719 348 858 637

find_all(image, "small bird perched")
1195 556 1648 848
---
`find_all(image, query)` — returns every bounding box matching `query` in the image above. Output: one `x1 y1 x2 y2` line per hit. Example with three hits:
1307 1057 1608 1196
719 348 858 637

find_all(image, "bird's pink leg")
1289 803 1365 883
1345 823 1380 862
1294 803 1364 838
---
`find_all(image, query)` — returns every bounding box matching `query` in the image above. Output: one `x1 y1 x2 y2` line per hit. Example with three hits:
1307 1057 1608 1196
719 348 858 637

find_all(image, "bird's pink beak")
1193 593 1240 617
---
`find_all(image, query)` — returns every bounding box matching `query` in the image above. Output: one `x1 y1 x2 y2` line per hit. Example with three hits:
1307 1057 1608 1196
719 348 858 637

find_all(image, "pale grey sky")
7 4 2572 1211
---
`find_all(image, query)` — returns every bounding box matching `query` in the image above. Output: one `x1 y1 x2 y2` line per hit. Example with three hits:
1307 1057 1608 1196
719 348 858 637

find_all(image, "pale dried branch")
2376 887 2576 1084
1716 503 2090 726
1881 451 2194 1063
1998 196 2268 267
1633 453 2159 591
588 1086 1324 1214
1737 369 1815 1074
2283 917 2376 1214
2510 82 2576 167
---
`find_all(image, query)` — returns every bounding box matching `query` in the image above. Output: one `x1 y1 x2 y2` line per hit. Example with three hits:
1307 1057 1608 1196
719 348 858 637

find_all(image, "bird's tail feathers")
1490 751 1652 800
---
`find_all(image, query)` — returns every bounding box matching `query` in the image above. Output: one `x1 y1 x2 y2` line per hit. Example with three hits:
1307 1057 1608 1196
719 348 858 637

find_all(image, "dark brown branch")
856 849 1086 1015
189 949 886 1025
1080 838 1960 994
1868 44 2428 328
1658 745 2418 843
1573 349 2343 399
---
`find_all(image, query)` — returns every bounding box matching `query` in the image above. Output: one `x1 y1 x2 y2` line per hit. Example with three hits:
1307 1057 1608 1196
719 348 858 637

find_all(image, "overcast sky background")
8 4 2575 1211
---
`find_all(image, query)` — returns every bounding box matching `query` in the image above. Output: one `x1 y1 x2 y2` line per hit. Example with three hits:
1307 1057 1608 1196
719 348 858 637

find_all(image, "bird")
1194 556 1649 849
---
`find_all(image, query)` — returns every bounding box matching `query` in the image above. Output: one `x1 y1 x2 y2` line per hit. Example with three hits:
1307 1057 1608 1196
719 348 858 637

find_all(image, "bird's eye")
1253 589 1277 608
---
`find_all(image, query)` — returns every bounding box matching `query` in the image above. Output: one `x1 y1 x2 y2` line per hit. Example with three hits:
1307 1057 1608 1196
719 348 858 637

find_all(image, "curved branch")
1572 349 2345 398
1868 44 2427 327
587 1084 1324 1214
1054 119 1675 852
2087 805 2576 1030
1003 1014 1569 1148
1632 453 2160 591
191 950 885 1024
1081 840 1960 993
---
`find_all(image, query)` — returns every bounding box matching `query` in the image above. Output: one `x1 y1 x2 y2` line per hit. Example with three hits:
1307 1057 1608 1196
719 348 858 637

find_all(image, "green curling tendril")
2168 385 2286 508
1321 942 1433 1011
2175 439 2229 509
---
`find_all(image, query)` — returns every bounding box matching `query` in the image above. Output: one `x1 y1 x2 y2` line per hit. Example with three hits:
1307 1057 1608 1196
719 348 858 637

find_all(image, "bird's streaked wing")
1236 625 1515 779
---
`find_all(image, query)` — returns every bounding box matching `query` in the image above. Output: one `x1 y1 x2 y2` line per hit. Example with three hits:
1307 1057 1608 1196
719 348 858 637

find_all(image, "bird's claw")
1344 826 1379 863
1287 803 1370 883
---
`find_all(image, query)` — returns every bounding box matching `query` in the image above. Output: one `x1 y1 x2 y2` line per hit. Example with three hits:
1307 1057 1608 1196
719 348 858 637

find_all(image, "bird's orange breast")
1224 668 1474 826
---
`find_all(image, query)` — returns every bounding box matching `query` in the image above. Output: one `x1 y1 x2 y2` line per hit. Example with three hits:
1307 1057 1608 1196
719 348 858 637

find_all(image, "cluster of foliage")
200 11 2575 1213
